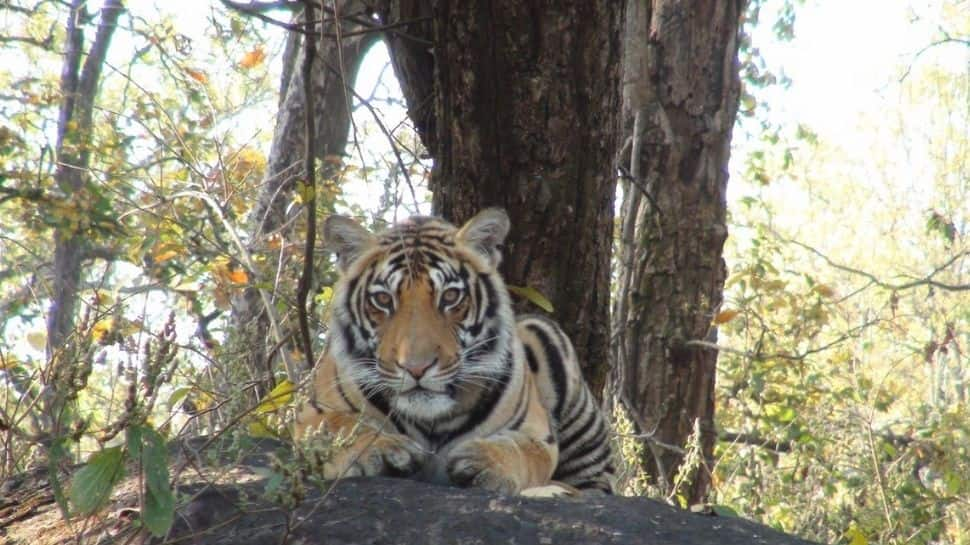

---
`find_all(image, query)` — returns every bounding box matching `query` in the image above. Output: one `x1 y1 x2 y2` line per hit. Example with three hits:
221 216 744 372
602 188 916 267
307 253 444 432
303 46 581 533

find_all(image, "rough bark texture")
44 0 123 438
611 1 743 504
377 1 623 398
48 0 123 353
231 2 377 390
0 440 820 545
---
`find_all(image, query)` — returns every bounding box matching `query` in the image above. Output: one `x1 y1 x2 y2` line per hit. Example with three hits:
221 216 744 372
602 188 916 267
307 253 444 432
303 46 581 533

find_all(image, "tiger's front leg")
446 430 557 495
297 406 426 480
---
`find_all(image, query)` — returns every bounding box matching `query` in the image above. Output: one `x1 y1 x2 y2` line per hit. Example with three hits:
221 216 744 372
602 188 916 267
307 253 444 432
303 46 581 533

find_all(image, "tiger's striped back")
518 315 615 493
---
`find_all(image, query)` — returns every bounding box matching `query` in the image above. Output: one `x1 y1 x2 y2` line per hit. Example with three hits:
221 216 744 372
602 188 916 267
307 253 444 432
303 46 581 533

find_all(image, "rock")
1 438 819 545
162 475 818 545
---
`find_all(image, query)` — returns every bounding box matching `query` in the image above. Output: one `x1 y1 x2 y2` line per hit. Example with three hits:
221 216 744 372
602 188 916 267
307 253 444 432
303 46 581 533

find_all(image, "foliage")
711 4 970 542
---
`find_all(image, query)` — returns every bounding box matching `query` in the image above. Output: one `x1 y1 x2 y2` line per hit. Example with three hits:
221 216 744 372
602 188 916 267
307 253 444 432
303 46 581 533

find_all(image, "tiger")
295 208 615 495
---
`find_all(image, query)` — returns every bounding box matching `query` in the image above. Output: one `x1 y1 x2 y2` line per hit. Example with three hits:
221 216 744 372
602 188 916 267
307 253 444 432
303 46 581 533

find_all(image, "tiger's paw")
446 439 520 495
324 433 426 480
520 483 580 498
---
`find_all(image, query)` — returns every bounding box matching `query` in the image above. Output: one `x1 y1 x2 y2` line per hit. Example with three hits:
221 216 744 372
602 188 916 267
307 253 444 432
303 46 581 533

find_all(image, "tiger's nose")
399 358 436 380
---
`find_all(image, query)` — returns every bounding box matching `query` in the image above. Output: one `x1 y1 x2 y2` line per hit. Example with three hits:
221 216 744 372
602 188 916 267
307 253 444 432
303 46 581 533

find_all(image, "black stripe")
556 442 612 480
508 404 527 431
423 250 445 266
468 279 487 336
558 400 597 453
334 365 358 412
552 322 576 363
362 389 407 434
524 345 540 373
506 381 529 430
436 350 513 446
528 323 567 416
558 387 587 431
480 274 499 319
561 417 607 461
570 480 614 494
340 324 358 358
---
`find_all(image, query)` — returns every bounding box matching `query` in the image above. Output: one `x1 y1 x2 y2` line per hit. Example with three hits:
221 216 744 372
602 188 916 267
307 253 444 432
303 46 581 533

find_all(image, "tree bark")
48 0 123 352
611 0 744 504
231 1 378 391
376 1 623 398
43 0 123 440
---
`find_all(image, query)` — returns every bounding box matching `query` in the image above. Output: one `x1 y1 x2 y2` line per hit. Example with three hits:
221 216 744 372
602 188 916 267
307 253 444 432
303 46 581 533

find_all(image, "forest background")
0 1 967 544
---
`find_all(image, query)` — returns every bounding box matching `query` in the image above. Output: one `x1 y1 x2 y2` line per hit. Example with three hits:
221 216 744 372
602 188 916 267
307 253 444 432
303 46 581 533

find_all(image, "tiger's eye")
370 292 393 309
441 288 462 305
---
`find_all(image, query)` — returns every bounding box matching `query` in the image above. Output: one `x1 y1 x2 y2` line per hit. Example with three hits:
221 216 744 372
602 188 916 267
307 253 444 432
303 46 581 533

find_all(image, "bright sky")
752 0 964 144
730 0 968 226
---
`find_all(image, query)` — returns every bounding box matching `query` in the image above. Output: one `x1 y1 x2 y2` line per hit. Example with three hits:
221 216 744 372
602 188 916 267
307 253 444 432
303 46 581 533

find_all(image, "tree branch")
783 236 970 292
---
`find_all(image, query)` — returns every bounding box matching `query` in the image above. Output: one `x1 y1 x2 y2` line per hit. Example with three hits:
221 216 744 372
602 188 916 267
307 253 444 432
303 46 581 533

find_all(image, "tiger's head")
323 208 515 421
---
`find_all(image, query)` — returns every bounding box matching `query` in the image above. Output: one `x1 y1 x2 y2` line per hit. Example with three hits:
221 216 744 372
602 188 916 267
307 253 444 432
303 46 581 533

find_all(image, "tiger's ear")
324 215 376 271
456 208 510 268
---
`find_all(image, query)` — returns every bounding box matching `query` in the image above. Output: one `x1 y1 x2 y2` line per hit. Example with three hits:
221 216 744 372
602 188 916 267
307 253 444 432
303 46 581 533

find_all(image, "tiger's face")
325 209 514 421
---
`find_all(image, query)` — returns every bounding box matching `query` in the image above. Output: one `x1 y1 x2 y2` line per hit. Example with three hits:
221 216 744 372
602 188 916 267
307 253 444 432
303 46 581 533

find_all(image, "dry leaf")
227 268 249 285
713 309 740 324
239 47 266 69
185 68 208 84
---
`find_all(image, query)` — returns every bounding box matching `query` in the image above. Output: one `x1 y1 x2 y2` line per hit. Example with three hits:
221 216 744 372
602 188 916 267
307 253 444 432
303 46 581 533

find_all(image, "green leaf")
70 446 125 516
167 387 192 409
507 285 554 313
944 471 962 495
48 437 71 518
132 425 175 537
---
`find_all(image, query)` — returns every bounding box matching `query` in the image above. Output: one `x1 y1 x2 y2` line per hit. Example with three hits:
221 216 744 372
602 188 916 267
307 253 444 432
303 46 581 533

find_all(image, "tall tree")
375 1 624 397
611 0 744 504
44 0 124 437
226 0 378 391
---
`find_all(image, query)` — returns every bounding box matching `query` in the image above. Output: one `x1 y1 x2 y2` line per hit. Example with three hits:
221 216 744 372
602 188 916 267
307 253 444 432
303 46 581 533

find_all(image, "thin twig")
296 0 318 374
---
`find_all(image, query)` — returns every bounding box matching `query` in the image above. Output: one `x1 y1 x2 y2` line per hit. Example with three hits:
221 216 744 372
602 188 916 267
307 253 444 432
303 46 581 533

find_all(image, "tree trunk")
48 0 123 352
231 1 378 392
377 1 624 398
611 0 744 505
44 0 123 437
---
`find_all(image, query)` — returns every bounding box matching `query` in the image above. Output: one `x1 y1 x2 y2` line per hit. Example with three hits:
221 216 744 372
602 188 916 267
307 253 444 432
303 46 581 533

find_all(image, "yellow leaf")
316 286 334 304
846 524 868 545
0 353 20 370
26 331 47 351
714 309 740 324
185 68 208 84
254 379 295 414
247 418 278 439
507 285 554 313
91 318 115 343
239 47 266 69
227 268 249 285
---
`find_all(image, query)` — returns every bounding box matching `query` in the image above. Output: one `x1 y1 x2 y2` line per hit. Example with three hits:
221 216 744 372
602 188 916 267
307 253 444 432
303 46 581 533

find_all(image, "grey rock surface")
166 475 819 545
